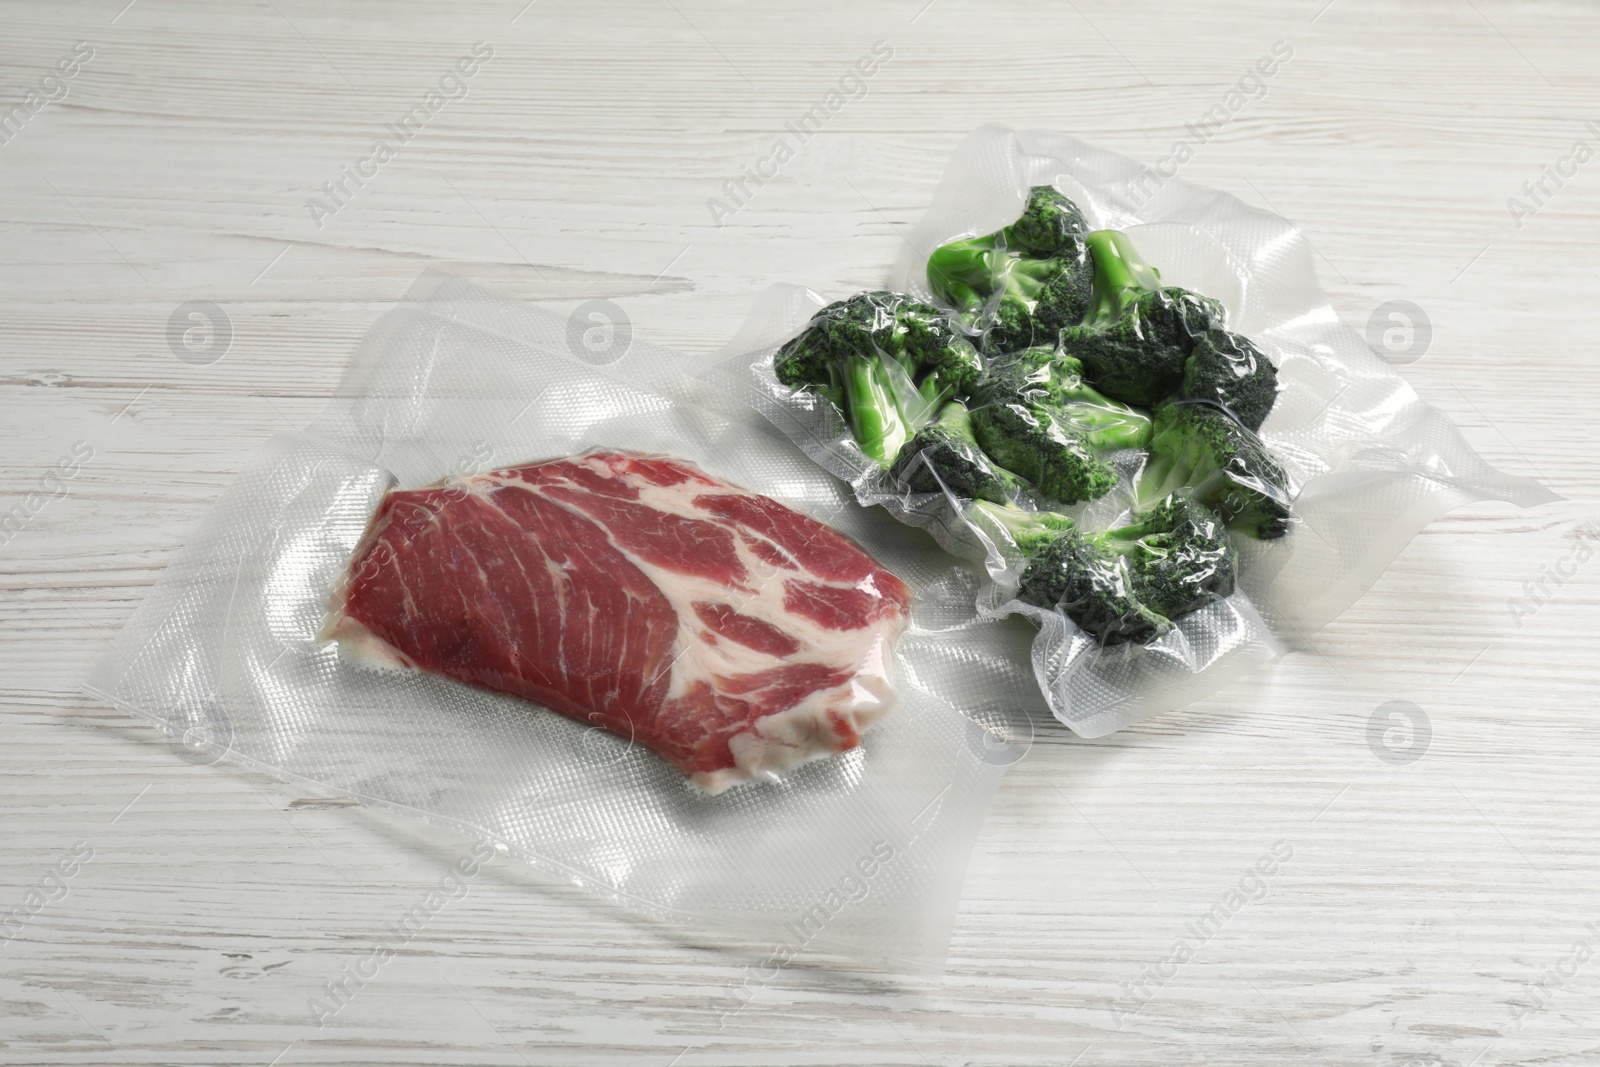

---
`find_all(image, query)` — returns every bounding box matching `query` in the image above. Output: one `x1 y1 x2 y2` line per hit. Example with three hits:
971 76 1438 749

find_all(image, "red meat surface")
322 451 910 792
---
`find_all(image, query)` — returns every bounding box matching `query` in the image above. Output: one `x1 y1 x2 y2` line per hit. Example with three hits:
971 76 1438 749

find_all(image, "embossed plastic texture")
719 124 1558 737
85 271 1035 973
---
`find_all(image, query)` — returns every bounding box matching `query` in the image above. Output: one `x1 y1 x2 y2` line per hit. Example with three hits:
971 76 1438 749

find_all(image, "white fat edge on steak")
694 662 895 794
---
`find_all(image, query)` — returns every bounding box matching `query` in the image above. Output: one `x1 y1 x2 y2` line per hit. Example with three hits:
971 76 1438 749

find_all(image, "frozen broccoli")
924 234 1001 313
889 400 1021 504
959 345 1152 506
1020 524 1172 645
926 186 1094 354
1178 329 1279 432
989 346 1154 454
773 290 984 465
1004 185 1090 255
1137 400 1293 539
967 386 1117 506
1059 230 1224 406
970 495 1238 646
1111 493 1239 620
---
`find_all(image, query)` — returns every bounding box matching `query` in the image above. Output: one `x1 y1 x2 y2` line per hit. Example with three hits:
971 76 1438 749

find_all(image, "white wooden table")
4 1 1598 1063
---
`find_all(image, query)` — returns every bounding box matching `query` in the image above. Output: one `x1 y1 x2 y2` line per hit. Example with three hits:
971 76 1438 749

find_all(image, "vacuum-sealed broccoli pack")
723 125 1556 736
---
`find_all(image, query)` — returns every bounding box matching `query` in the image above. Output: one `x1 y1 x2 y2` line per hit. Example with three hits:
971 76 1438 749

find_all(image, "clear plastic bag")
85 270 1034 973
715 124 1558 737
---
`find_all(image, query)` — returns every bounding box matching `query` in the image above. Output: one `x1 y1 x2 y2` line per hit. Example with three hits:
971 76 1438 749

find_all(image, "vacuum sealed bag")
721 124 1557 737
85 271 1033 972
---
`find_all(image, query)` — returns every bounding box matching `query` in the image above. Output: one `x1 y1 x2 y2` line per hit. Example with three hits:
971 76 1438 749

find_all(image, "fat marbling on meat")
321 451 911 793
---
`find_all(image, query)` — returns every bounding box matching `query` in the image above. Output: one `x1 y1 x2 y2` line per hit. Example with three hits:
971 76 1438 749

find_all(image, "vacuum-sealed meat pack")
86 271 1032 972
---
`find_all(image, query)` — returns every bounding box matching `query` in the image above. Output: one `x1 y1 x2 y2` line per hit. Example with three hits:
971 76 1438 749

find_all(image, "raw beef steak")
322 450 911 792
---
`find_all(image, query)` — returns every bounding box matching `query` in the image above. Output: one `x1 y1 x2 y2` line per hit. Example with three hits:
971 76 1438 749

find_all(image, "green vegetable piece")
988 346 1153 454
968 392 1117 506
1003 185 1090 255
1179 329 1279 432
969 495 1238 646
890 400 1022 504
1137 400 1292 540
1059 230 1224 406
772 290 984 467
926 187 1095 356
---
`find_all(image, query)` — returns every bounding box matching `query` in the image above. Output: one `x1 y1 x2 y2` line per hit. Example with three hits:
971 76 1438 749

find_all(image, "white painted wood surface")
3 0 1598 1063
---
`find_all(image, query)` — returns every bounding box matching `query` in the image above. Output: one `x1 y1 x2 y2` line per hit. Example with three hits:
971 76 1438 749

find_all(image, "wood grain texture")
2 0 1598 1063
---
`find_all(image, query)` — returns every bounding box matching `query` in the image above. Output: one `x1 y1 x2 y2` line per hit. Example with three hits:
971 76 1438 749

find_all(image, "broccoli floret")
1032 257 1096 327
929 243 1094 354
905 312 987 401
970 497 1237 646
984 296 1035 353
990 346 1153 453
837 351 913 467
890 400 1021 504
968 381 1117 506
957 347 1148 506
1004 185 1089 255
769 326 839 398
985 253 1095 352
1059 230 1224 406
1179 330 1279 432
927 188 1095 355
1110 493 1237 619
1137 401 1293 539
774 290 983 396
1023 527 1169 645
1076 230 1225 328
773 291 984 466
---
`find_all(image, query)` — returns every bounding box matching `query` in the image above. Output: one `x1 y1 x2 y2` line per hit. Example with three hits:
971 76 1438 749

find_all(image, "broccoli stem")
1093 511 1163 554
814 363 845 412
926 237 1003 309
1134 449 1187 512
1067 401 1153 454
934 396 975 433
1082 230 1164 324
918 375 955 412
842 356 911 467
967 500 1076 556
